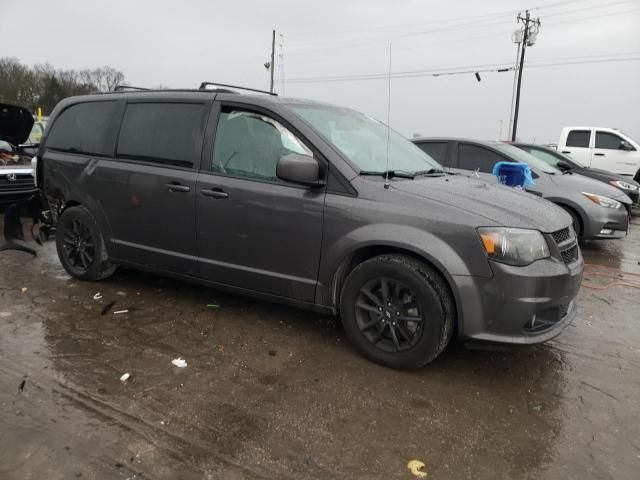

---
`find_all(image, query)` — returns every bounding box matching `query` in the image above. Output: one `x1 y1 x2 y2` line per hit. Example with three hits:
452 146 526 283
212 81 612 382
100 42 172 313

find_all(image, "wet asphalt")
0 213 639 480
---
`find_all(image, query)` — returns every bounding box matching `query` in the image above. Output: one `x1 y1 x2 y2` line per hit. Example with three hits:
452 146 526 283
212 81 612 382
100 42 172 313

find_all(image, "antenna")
384 43 392 190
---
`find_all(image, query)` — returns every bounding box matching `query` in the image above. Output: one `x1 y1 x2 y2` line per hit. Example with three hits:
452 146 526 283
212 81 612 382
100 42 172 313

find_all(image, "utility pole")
507 30 523 141
270 29 276 94
511 11 540 141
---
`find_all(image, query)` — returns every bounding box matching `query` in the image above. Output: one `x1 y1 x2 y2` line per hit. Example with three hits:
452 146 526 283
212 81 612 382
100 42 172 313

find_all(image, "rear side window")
458 144 505 173
566 130 591 148
117 103 206 167
595 131 628 150
46 101 116 155
416 142 450 166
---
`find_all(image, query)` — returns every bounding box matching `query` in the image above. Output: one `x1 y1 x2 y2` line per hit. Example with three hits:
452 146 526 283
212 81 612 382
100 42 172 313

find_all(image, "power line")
286 54 640 84
287 0 596 41
286 0 637 54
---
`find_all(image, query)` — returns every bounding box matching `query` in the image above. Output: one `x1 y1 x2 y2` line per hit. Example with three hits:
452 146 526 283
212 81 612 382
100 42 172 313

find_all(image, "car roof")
62 89 336 110
411 137 500 147
563 126 619 131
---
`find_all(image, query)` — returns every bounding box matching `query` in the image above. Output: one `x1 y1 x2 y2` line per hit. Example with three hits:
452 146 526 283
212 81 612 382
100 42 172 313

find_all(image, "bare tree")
0 58 125 113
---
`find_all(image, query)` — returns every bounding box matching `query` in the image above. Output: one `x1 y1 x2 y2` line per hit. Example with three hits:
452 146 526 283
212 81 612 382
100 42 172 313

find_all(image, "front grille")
550 227 580 265
560 245 579 264
552 227 571 245
0 173 34 192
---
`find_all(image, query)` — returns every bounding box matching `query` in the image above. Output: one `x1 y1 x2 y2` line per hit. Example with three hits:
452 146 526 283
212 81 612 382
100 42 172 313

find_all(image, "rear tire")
339 254 454 369
56 206 116 281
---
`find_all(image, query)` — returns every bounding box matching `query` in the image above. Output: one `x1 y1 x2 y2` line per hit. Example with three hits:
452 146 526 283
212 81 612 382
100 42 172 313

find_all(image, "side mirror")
276 154 322 186
620 140 634 151
556 160 572 170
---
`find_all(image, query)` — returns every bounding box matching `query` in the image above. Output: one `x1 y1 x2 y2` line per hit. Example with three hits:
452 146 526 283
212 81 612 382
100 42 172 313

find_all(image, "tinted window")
521 147 562 168
416 142 450 166
595 131 626 150
458 144 505 173
117 103 206 167
211 110 312 182
47 101 116 155
566 130 590 148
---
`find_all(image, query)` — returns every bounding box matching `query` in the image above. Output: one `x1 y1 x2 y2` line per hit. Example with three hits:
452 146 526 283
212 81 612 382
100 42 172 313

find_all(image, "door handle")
561 150 571 154
165 183 191 193
201 188 229 199
594 153 605 156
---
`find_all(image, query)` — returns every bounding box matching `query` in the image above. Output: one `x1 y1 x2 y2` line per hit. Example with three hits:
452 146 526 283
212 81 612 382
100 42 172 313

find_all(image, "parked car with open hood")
513 142 639 208
412 138 631 240
0 103 37 208
37 86 582 368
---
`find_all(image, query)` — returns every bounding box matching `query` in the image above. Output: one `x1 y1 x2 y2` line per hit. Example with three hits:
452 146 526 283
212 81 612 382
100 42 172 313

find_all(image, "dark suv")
37 87 583 368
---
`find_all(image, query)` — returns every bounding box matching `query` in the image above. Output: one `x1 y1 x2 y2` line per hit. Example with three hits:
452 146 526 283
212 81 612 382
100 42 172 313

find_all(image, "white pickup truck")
558 127 640 180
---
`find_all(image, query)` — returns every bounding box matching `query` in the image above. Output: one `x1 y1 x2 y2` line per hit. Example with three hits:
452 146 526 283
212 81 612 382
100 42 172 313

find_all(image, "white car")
558 127 640 180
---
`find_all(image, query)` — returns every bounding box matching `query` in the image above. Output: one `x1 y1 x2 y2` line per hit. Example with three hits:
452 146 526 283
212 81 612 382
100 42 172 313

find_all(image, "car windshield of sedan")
288 103 442 174
493 143 560 174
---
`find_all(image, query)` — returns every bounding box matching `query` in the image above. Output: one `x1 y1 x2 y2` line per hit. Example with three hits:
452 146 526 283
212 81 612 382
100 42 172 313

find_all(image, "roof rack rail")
113 85 151 92
199 82 277 96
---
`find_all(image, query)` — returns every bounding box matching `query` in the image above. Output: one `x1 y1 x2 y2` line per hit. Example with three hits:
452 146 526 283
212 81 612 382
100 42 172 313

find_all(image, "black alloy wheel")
61 218 96 272
355 277 424 353
56 206 116 281
340 254 454 369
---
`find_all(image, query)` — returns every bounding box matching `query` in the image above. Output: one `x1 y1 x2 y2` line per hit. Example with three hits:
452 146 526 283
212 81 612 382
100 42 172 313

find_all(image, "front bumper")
0 188 38 206
581 202 629 240
453 247 583 345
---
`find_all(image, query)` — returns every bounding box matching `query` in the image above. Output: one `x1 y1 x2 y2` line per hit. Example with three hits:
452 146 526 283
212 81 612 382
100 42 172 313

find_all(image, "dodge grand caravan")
37 87 583 368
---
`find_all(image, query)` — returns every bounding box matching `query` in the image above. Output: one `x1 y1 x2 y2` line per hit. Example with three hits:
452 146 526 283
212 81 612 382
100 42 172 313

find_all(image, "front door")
561 129 593 167
593 130 640 176
196 106 325 302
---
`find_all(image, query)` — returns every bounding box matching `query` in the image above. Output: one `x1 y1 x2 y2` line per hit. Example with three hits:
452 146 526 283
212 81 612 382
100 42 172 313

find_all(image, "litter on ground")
93 292 103 300
407 460 428 478
120 373 131 382
113 310 129 315
171 357 188 368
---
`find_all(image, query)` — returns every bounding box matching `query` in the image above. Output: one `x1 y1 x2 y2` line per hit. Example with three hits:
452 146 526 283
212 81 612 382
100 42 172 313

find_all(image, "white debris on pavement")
171 357 187 368
93 292 103 300
113 310 129 315
120 373 131 382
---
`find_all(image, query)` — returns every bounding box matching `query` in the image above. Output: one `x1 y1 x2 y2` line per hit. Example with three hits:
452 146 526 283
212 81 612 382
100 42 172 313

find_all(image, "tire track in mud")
0 358 303 480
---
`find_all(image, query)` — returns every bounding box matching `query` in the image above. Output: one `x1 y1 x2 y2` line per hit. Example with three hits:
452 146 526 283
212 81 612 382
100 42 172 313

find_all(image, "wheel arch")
551 200 584 236
326 243 463 336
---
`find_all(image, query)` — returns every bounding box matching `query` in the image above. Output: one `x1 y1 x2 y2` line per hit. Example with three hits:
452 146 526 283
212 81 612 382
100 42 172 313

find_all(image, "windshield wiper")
359 170 416 179
414 168 446 176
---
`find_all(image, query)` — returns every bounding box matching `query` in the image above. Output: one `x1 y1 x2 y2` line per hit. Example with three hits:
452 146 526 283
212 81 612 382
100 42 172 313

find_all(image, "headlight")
609 180 639 192
582 192 622 209
478 227 550 266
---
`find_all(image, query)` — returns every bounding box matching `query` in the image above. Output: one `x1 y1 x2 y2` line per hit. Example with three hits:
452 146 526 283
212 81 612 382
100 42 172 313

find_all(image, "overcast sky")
1 0 639 143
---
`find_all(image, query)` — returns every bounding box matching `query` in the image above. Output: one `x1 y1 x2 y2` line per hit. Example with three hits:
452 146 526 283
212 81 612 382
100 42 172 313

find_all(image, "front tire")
340 254 454 369
56 206 116 281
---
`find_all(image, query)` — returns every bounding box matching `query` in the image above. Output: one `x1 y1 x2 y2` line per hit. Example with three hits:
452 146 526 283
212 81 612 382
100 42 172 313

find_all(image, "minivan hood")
0 103 34 146
547 171 632 204
391 174 569 232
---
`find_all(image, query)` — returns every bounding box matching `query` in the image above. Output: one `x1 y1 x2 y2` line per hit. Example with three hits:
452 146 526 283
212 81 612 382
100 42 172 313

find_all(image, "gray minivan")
37 88 583 368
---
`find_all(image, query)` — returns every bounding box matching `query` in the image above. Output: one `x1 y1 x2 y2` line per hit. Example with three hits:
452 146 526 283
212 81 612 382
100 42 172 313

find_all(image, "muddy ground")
1 213 639 480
